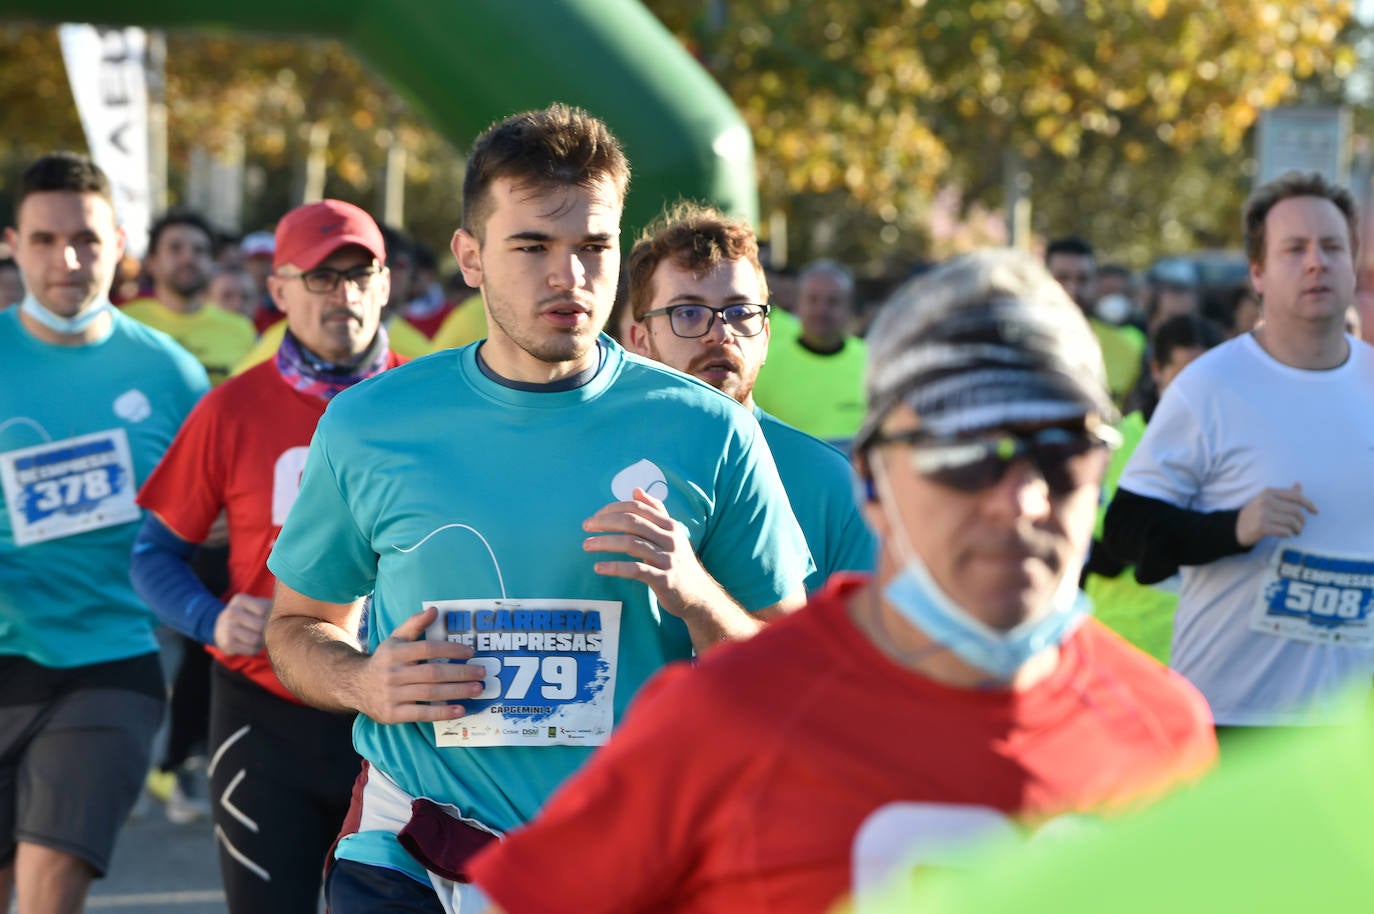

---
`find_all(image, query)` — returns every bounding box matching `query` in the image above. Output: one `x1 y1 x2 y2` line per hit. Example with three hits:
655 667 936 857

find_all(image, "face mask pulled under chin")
871 459 1091 683
19 292 112 335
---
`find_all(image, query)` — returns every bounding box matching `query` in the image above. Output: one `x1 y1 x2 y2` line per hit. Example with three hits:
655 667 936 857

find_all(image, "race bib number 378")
1 429 140 546
425 598 621 748
1252 547 1374 647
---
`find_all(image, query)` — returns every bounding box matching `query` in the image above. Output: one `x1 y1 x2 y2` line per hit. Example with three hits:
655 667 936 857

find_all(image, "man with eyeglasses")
624 202 874 593
469 248 1216 914
130 199 404 914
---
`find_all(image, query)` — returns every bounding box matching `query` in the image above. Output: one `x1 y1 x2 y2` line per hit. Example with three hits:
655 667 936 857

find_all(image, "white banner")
1256 105 1351 190
58 24 153 259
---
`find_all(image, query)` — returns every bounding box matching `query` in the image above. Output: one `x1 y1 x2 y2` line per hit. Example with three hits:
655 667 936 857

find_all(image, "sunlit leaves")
0 25 464 252
647 0 1355 266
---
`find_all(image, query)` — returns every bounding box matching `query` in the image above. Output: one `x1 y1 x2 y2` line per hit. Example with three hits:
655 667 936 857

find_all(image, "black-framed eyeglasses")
279 264 384 294
871 425 1120 495
640 302 770 339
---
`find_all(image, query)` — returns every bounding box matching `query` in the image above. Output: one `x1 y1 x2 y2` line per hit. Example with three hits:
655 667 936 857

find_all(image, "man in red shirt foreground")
469 248 1217 914
131 200 404 914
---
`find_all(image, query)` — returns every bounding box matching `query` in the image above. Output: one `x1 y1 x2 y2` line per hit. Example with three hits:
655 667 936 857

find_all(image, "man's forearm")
265 612 369 713
680 590 803 655
681 602 766 655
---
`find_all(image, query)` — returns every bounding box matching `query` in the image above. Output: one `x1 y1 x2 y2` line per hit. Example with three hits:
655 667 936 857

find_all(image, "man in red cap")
130 199 405 914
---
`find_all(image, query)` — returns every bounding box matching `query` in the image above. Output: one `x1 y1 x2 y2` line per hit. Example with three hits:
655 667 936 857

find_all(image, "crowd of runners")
1 102 1370 914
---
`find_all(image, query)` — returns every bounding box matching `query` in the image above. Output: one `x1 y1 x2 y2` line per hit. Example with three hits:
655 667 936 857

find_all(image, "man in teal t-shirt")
265 106 811 913
0 152 208 911
622 201 875 593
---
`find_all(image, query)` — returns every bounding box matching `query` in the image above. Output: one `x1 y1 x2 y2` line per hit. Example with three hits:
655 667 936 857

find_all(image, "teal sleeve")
266 418 378 603
830 504 878 579
697 417 814 611
171 343 211 405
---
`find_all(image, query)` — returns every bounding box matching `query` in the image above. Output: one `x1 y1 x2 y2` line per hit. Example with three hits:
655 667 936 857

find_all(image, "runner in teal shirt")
269 338 810 880
0 306 207 666
265 108 811 907
0 152 208 910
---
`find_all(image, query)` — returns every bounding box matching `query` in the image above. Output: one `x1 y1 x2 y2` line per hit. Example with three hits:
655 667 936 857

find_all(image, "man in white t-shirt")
1105 170 1374 730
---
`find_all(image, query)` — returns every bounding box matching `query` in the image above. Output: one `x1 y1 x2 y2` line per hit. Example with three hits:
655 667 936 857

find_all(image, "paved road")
87 801 226 913
84 758 327 913
7 634 326 913
82 632 230 914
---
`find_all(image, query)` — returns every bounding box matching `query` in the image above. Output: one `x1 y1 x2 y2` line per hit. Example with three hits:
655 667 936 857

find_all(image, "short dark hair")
1045 236 1095 262
1099 262 1132 283
1218 283 1260 329
461 103 630 242
412 240 437 273
15 152 113 222
148 210 214 258
1151 313 1225 369
379 224 413 270
0 257 16 272
626 201 765 320
1244 171 1358 266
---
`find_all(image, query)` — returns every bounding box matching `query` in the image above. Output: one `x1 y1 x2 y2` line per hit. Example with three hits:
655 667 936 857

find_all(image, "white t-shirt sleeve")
1117 382 1210 510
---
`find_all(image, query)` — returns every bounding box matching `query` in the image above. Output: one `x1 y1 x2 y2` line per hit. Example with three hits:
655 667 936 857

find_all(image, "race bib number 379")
425 598 621 748
1 429 140 546
1252 547 1374 647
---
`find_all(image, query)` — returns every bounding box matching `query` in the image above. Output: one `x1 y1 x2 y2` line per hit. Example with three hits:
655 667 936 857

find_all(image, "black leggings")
159 634 210 770
209 663 361 914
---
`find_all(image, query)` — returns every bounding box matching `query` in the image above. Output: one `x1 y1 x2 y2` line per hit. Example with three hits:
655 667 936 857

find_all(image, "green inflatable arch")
0 0 758 236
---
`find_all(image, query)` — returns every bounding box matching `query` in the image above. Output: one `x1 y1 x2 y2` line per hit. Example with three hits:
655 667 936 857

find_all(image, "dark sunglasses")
873 425 1119 495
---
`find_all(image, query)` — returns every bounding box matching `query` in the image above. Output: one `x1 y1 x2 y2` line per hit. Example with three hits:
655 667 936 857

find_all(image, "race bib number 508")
1252 548 1374 647
425 598 621 748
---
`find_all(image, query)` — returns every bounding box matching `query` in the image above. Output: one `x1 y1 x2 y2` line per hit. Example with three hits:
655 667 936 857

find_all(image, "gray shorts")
0 653 165 875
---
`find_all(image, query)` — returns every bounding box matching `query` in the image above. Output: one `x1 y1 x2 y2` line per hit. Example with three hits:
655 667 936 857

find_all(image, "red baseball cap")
273 199 386 271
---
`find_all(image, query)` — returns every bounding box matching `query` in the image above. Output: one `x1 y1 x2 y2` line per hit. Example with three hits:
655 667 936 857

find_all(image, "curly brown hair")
626 201 767 320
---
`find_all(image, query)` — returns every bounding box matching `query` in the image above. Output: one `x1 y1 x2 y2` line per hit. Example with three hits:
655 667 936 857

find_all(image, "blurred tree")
0 25 87 200
645 0 1359 269
1 5 1365 275
0 24 465 261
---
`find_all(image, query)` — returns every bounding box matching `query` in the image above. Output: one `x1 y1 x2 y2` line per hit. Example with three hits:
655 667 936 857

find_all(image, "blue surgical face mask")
20 292 113 336
872 459 1091 683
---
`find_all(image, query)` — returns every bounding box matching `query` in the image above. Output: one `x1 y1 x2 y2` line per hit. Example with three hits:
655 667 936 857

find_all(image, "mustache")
686 347 743 374
538 294 593 311
980 528 1063 567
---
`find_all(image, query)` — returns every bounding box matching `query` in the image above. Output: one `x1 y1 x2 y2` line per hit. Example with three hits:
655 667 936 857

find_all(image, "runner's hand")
1236 483 1318 547
583 487 734 622
356 606 487 725
213 593 272 656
